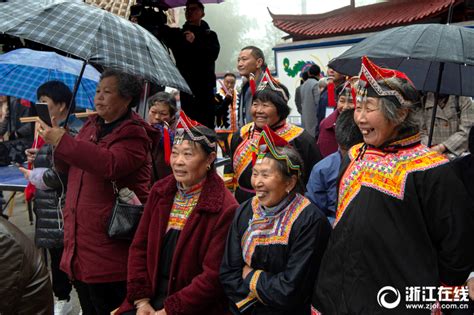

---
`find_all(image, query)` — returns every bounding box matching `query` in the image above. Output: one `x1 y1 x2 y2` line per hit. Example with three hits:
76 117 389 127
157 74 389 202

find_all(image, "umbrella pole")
427 62 445 147
140 80 150 119
64 60 88 129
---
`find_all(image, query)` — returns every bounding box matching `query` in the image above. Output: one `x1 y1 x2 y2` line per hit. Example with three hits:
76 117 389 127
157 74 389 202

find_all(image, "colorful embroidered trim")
249 269 264 303
335 142 449 226
256 126 301 177
233 122 304 185
241 194 309 266
166 182 203 232
236 292 256 310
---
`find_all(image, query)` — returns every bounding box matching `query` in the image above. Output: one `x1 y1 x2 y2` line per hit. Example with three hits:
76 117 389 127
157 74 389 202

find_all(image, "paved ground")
5 191 82 315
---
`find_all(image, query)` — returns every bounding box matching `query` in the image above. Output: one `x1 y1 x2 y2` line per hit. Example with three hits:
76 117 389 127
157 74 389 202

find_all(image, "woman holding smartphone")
20 80 83 315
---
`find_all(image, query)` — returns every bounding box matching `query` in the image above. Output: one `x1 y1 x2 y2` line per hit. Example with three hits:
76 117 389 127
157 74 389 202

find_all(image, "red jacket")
55 112 155 283
317 110 339 158
116 170 238 315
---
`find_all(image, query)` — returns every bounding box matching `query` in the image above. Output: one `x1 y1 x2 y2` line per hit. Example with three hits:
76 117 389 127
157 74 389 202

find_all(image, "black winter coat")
0 216 53 314
33 117 83 248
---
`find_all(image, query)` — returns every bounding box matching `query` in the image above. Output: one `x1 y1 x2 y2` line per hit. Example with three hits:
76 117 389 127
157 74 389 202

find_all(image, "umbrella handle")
64 60 88 129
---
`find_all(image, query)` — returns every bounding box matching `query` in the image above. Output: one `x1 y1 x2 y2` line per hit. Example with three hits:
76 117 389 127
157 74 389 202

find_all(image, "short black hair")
241 45 266 66
100 69 143 108
308 64 321 77
253 83 291 121
148 91 177 117
224 73 236 79
36 80 75 109
186 0 204 11
335 109 363 150
301 71 309 81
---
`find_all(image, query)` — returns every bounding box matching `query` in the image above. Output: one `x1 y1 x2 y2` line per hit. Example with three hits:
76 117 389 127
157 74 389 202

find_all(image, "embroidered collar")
359 132 421 158
258 193 294 217
176 179 205 198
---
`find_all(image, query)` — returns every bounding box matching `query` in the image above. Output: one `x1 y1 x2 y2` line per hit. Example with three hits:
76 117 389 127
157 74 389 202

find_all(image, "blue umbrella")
0 48 100 109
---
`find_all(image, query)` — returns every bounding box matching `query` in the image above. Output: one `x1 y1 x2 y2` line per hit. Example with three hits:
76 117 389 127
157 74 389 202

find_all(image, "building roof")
270 0 463 41
85 0 135 18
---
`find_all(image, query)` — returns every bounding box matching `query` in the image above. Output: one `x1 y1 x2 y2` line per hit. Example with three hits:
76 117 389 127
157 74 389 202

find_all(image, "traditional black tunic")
229 122 322 203
220 193 331 315
313 134 474 314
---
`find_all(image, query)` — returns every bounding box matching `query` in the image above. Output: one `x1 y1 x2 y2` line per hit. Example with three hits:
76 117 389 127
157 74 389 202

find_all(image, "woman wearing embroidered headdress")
227 69 322 203
116 111 238 315
312 57 474 314
220 125 331 315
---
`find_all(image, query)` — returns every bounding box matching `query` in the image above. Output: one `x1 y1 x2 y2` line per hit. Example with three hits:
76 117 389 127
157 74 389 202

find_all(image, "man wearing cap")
155 0 220 129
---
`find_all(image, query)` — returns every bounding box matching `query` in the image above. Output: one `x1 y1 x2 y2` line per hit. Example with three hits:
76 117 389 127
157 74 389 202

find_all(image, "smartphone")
35 102 52 127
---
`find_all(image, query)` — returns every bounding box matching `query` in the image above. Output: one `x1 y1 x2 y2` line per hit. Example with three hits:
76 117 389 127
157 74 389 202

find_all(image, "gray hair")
148 91 177 116
100 69 143 108
268 146 304 194
377 77 421 133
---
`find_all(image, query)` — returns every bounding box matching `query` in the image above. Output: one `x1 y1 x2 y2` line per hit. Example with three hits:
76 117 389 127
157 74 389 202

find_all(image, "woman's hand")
242 264 253 279
430 143 446 154
155 309 167 315
25 148 39 164
38 117 65 146
18 167 31 180
136 301 155 315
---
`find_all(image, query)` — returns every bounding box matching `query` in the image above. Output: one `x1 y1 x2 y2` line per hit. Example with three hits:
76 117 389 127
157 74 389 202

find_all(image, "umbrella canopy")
0 0 191 94
0 48 99 109
328 23 474 97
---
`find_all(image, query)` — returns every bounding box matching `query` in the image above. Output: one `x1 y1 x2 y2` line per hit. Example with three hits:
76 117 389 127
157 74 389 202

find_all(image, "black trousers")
74 280 126 315
49 247 72 300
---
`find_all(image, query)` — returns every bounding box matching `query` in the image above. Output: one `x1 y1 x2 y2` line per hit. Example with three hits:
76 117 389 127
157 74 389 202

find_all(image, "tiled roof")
270 0 462 40
85 0 135 18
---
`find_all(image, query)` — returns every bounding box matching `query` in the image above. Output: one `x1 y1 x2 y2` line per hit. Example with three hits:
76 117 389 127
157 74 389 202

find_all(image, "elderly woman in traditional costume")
312 56 474 314
228 69 321 203
116 111 238 315
220 125 331 315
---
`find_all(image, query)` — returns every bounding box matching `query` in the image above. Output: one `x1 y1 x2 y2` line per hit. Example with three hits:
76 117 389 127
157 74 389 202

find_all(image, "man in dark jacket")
0 215 53 314
156 0 220 129
237 46 266 127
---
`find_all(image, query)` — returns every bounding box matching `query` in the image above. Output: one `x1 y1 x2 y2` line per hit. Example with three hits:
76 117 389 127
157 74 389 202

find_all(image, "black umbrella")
328 23 474 146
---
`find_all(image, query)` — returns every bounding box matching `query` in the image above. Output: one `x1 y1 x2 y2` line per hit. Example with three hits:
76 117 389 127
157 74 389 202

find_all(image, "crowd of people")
0 0 473 315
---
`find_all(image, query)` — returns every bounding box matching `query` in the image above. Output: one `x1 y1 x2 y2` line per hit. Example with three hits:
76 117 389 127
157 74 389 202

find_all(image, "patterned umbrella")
0 48 99 109
0 0 191 94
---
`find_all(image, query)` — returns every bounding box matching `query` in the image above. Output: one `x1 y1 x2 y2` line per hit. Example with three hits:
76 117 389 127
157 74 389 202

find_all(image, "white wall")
274 43 353 124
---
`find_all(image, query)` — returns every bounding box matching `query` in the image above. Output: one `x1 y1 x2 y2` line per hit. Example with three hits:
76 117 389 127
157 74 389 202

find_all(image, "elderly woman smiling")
312 57 474 314
39 69 155 314
228 73 321 203
116 111 238 315
221 126 331 315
